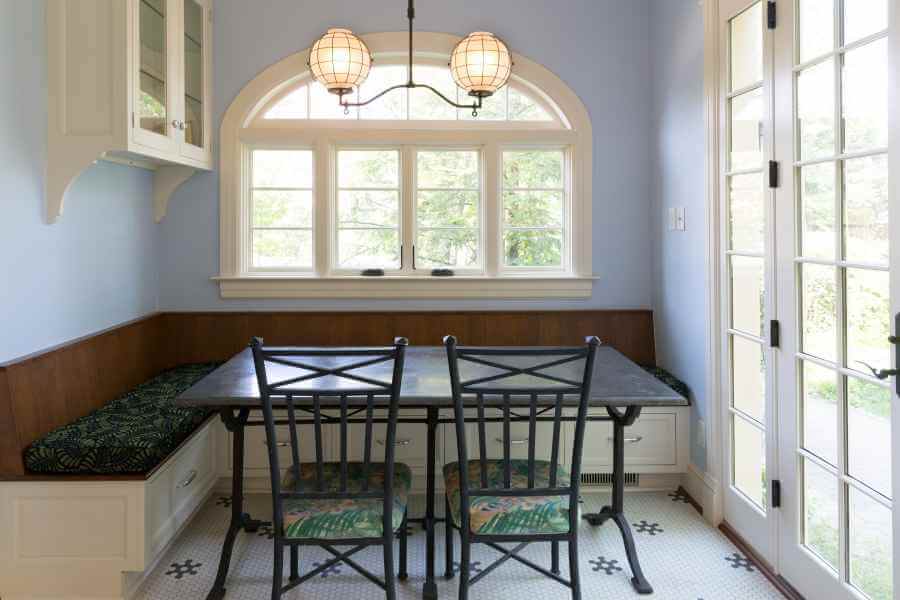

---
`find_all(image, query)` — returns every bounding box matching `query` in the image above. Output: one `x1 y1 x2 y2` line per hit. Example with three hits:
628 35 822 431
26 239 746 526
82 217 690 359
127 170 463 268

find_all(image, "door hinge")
767 1 777 29
768 160 779 188
770 319 781 348
771 479 782 508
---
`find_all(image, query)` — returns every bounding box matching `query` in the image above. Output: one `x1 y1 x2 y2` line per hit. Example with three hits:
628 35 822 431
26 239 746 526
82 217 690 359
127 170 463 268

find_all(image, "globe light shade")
308 28 372 95
450 32 512 97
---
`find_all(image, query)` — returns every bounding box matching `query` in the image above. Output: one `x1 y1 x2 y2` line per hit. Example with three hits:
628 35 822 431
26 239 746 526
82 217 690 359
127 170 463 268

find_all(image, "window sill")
214 275 595 299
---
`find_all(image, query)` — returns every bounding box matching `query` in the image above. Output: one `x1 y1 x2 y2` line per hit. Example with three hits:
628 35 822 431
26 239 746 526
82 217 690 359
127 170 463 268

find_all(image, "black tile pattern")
257 524 275 540
215 496 232 508
452 561 483 575
667 489 691 504
311 561 343 578
589 556 623 575
724 553 755 572
165 559 202 579
633 520 664 536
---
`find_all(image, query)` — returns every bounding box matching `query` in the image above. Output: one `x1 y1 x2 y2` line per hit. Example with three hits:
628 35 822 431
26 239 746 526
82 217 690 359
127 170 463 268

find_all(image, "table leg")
207 408 266 600
582 406 652 595
423 407 439 600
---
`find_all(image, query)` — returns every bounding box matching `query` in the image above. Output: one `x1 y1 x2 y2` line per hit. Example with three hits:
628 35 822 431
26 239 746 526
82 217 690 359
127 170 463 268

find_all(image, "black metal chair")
443 335 600 600
250 337 410 600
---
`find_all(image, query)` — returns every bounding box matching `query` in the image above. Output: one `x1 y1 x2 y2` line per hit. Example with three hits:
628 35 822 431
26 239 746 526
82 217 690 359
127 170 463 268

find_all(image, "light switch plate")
675 207 686 231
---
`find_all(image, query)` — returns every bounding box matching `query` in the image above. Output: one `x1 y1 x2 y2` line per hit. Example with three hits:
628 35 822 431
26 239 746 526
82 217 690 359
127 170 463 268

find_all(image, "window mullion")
315 138 331 276
484 142 500 277
401 145 416 273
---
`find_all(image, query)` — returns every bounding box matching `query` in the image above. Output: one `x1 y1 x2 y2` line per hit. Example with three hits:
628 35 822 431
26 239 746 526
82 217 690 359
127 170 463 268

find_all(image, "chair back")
443 335 600 535
250 337 408 537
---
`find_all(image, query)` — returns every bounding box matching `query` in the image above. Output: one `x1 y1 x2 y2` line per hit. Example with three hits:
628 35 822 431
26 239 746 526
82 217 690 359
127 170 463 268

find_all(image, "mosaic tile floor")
134 490 784 600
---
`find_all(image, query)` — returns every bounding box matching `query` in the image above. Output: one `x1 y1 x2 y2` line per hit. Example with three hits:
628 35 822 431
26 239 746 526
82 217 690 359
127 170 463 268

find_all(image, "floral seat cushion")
23 363 220 475
281 462 412 540
444 459 574 536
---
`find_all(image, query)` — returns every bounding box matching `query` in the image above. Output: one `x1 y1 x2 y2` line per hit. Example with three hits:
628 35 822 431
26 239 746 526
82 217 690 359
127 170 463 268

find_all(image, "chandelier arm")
339 83 484 112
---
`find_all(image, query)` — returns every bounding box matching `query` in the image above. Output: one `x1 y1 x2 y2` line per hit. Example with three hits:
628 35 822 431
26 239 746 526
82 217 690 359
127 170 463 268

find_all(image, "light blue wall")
159 0 655 311
0 0 160 363
649 0 709 470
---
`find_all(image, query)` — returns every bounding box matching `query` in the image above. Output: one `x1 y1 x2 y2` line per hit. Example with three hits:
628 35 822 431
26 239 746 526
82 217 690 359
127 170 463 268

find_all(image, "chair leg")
399 509 409 581
458 536 470 600
444 496 454 579
551 541 560 574
384 531 397 600
289 544 299 582
568 536 581 600
272 540 284 600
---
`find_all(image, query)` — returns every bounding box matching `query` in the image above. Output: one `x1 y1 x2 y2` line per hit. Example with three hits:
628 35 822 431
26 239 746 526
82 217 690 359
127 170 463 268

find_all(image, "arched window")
218 33 593 298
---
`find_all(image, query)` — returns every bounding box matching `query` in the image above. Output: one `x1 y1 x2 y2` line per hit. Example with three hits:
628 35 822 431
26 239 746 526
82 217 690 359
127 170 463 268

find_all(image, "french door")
719 1 896 598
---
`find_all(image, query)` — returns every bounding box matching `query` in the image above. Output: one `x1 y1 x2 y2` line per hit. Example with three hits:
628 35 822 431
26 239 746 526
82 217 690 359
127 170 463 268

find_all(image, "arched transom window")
219 33 593 298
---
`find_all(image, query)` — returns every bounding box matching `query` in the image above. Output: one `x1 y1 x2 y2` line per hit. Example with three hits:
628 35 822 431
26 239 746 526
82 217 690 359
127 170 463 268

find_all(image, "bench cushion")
23 363 220 475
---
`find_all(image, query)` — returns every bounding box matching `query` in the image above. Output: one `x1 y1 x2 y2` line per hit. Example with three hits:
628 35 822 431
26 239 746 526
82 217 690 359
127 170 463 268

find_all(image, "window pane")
728 172 764 252
509 88 552 121
252 230 312 268
416 229 479 268
338 229 400 269
503 191 563 228
733 414 766 508
338 150 399 188
849 488 893 600
417 191 478 229
460 87 507 121
847 376 891 497
265 86 308 119
252 150 313 189
252 191 312 228
846 268 890 373
729 88 764 170
730 256 764 337
503 150 563 189
732 335 765 422
503 230 562 267
801 361 838 465
799 0 834 62
843 39 887 153
310 80 355 119
338 191 399 228
410 66 458 120
417 150 479 189
730 2 764 91
844 154 889 264
801 263 837 362
844 0 887 45
358 66 407 120
803 458 839 570
800 162 836 259
139 0 167 135
797 59 835 160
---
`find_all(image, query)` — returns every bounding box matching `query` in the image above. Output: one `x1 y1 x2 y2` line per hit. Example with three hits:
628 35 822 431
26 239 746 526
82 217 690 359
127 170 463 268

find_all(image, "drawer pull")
608 436 644 444
495 437 529 445
178 470 198 488
377 439 412 446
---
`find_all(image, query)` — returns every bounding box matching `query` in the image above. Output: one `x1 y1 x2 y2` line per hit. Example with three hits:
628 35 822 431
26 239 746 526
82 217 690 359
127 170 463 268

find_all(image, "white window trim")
218 32 594 299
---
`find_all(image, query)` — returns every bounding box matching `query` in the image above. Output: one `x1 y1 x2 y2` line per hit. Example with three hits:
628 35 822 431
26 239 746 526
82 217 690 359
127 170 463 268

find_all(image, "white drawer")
346 412 434 469
578 413 677 467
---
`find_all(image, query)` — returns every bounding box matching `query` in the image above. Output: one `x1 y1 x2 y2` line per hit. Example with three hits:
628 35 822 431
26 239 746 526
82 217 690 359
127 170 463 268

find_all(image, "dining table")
176 344 688 599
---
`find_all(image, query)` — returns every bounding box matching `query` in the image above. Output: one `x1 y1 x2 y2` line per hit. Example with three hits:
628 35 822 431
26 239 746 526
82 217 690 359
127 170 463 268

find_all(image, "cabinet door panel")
132 0 178 154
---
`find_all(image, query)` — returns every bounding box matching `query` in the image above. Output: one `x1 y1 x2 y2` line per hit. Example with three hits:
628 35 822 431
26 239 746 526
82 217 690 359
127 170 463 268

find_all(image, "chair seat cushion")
444 460 573 536
281 462 412 540
23 363 220 475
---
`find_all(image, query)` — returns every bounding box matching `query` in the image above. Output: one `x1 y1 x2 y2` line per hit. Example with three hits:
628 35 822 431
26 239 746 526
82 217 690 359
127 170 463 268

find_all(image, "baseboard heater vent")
581 472 640 487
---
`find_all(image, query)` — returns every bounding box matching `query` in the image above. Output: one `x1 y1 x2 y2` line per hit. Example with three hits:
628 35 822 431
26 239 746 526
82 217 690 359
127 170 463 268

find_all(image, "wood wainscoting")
0 310 655 477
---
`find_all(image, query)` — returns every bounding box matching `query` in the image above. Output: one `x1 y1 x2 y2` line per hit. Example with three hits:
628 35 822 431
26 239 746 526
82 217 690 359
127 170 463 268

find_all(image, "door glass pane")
139 0 167 135
843 0 888 45
846 268 890 372
803 458 839 570
848 488 893 600
842 39 888 153
730 256 764 336
729 173 764 252
847 376 892 497
729 88 764 170
797 59 835 160
183 0 203 148
844 155 889 264
801 361 837 465
801 263 837 361
799 0 834 62
800 162 836 259
733 414 766 508
730 2 764 90
732 336 765 421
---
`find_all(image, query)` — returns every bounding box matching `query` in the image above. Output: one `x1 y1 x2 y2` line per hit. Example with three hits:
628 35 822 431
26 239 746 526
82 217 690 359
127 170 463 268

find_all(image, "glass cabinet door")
182 0 205 152
137 0 170 138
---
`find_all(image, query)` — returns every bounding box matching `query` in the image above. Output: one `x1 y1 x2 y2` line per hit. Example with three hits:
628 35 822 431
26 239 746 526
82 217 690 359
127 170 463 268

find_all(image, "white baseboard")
682 463 721 525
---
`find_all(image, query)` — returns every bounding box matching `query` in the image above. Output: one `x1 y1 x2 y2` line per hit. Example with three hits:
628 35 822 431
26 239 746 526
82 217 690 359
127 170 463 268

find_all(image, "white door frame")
889 0 900 593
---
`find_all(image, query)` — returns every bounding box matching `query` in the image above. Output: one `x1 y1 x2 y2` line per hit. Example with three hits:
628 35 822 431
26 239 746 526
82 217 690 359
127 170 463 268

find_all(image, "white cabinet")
47 0 213 224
